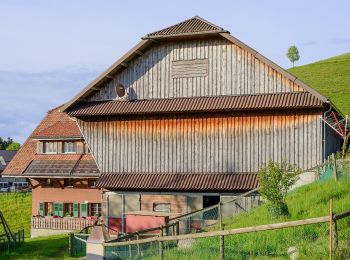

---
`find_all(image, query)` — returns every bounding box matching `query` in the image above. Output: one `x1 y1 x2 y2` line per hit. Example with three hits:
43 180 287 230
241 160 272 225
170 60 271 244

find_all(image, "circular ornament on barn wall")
116 83 126 98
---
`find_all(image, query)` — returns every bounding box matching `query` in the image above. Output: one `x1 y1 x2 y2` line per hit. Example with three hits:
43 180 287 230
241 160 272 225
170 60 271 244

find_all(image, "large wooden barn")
63 17 341 232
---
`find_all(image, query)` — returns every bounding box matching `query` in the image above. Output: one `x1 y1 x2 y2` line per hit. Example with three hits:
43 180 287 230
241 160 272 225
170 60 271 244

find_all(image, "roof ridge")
144 16 227 38
192 16 225 31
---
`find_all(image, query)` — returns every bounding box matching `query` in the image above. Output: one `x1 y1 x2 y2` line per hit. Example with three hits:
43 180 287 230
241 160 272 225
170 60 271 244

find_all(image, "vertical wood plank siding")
87 38 303 102
78 110 322 173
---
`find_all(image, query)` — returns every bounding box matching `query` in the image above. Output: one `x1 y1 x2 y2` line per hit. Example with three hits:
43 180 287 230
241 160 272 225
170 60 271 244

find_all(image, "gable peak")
143 16 229 39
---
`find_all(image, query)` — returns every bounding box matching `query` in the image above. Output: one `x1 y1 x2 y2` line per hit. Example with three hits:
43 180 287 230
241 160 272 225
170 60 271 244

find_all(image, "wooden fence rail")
104 216 330 247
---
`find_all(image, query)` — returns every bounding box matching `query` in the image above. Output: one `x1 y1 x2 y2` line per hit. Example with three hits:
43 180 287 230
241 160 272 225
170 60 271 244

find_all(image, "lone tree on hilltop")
287 45 300 67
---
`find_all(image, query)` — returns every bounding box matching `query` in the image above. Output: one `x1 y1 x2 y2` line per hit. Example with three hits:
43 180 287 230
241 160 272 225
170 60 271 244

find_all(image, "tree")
0 137 13 150
6 142 21 150
258 161 300 218
287 45 300 67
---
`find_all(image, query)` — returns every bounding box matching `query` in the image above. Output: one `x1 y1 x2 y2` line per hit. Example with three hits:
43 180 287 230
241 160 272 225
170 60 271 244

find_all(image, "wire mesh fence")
317 156 350 182
70 233 88 257
168 190 261 236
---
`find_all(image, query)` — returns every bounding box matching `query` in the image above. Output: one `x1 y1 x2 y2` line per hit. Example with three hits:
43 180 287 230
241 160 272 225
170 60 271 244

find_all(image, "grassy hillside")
163 180 350 259
0 192 31 238
288 53 350 116
0 234 75 259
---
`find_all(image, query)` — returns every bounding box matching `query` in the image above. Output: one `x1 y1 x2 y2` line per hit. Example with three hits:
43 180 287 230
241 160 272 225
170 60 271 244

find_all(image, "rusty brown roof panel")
68 92 324 117
144 16 228 39
95 173 258 192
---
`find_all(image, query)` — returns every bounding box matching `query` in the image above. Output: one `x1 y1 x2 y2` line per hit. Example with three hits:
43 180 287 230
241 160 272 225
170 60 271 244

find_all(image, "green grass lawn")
0 192 32 238
288 53 350 116
0 234 77 259
159 179 350 259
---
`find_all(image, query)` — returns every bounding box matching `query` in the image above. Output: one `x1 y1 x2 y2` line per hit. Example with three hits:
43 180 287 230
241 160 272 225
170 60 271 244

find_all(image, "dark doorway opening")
202 196 220 220
203 195 220 208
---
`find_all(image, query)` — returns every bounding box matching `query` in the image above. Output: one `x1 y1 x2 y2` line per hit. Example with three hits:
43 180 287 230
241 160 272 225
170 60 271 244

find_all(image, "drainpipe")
106 193 109 230
122 194 125 233
323 106 332 160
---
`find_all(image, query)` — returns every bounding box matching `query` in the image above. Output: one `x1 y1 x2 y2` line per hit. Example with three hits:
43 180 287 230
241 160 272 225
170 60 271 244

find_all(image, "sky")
0 0 349 143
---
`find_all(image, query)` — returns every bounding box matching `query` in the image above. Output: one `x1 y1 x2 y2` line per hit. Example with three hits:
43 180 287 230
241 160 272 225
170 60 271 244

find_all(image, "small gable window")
63 142 76 154
44 142 57 154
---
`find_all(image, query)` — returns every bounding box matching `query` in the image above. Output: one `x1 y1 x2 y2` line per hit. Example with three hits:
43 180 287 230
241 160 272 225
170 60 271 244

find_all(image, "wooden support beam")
135 50 143 56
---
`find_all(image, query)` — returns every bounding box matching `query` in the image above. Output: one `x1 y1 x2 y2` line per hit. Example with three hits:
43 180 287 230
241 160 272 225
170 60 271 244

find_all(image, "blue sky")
0 0 349 143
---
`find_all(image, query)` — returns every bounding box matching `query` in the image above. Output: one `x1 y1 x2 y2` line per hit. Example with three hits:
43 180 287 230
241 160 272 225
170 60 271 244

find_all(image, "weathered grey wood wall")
78 110 323 173
87 37 304 101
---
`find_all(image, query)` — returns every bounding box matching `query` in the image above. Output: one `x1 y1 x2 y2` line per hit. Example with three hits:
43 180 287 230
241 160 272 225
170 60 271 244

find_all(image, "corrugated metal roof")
95 173 258 192
68 92 324 117
144 16 227 38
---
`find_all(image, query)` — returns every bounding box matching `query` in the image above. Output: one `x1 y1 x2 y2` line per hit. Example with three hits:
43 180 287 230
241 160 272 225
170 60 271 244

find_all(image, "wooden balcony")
31 216 96 231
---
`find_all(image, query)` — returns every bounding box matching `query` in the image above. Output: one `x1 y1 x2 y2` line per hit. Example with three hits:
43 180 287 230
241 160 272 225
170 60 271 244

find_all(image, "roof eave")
23 175 100 178
219 33 329 103
62 39 152 112
32 136 83 141
142 30 229 40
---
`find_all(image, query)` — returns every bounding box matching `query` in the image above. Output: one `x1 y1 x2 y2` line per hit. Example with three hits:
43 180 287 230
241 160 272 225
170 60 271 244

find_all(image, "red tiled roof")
2 106 97 176
95 173 258 192
33 121 82 139
67 92 324 117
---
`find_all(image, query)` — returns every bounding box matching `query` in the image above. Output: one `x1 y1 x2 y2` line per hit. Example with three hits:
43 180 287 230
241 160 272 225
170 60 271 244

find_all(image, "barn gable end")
62 16 327 111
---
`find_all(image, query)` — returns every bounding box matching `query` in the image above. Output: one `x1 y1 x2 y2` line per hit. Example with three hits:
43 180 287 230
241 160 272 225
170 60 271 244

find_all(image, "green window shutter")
59 203 64 217
81 203 88 217
53 203 58 216
39 202 44 216
73 203 79 218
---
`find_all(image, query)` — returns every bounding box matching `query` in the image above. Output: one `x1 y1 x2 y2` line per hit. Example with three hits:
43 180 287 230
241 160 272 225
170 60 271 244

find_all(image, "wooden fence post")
176 221 180 236
136 232 140 257
69 233 74 257
219 202 224 260
128 238 132 259
332 154 337 181
332 216 338 250
329 199 333 260
159 226 164 260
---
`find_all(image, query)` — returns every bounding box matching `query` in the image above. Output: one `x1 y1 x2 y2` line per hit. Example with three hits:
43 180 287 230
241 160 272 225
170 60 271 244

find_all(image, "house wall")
78 110 323 173
87 37 303 102
141 194 187 215
30 179 101 216
325 124 342 158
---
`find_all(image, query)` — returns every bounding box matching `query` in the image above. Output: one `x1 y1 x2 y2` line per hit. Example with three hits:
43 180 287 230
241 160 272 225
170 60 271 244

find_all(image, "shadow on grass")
0 235 78 260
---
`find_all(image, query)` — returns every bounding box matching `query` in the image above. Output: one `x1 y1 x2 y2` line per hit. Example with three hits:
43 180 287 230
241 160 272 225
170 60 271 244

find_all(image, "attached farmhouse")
62 17 341 232
0 150 27 192
2 106 100 237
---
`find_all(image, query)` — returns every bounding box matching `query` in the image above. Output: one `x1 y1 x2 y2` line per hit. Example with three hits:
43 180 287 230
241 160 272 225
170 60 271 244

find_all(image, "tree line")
0 137 21 150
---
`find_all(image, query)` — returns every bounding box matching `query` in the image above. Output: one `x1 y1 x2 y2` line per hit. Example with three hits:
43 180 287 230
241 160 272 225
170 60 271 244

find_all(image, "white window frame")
43 141 57 154
63 141 76 154
153 203 171 213
90 203 102 217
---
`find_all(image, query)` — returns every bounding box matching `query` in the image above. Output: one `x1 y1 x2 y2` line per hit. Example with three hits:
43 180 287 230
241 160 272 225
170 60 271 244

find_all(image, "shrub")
258 161 300 218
